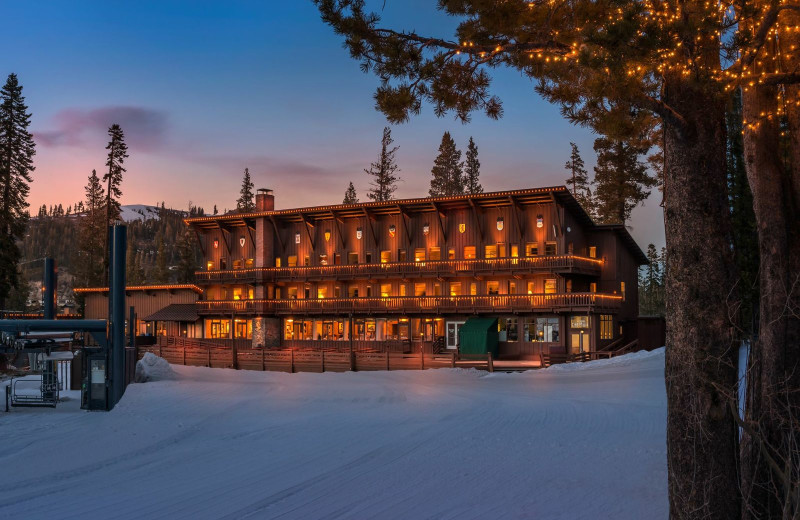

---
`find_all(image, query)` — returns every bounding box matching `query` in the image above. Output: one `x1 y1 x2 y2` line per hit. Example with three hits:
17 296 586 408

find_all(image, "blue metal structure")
1 224 129 411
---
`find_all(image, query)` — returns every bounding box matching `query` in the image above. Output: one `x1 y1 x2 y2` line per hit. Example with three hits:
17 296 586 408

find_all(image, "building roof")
184 184 648 266
74 284 204 295
142 303 200 322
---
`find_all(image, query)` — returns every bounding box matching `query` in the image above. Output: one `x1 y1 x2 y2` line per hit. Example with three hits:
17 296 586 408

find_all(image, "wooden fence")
136 345 469 373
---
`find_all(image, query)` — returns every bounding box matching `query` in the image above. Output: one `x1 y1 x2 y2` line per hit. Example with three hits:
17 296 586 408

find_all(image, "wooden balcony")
196 292 623 316
194 255 603 284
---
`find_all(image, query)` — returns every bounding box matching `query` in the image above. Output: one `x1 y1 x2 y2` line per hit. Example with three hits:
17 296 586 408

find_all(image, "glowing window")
590 282 597 293
348 252 359 264
487 281 500 295
544 279 557 294
414 283 426 297
317 286 328 299
381 250 391 263
429 247 441 261
288 255 297 267
380 284 391 297
464 246 476 259
600 314 613 340
589 246 597 258
414 248 426 262
448 248 456 260
485 245 497 259
545 242 557 255
511 244 519 258
450 282 462 296
525 243 538 256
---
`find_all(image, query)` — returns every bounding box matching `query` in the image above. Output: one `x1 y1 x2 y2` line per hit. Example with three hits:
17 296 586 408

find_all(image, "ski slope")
0 349 667 519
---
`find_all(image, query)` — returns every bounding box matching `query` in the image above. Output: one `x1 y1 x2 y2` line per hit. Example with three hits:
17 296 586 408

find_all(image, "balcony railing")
194 255 603 284
196 292 622 316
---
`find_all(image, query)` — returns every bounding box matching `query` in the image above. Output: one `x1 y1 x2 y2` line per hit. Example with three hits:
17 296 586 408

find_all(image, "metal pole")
43 258 56 320
110 224 126 409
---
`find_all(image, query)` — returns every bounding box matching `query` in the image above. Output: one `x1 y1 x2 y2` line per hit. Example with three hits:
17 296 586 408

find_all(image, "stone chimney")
255 188 274 211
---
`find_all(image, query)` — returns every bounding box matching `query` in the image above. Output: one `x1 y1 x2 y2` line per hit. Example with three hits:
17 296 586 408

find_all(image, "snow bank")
134 352 176 383
538 347 665 373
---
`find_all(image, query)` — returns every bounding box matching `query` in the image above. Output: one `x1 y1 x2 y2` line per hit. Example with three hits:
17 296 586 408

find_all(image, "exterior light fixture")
536 215 544 228
423 223 430 236
389 225 396 238
356 227 362 240
496 217 504 231
213 239 219 249
295 232 301 244
459 223 466 234
324 230 331 242
239 237 246 248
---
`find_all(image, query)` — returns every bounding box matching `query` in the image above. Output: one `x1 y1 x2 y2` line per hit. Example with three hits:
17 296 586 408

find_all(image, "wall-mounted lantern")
324 230 331 242
389 224 396 238
536 215 544 228
356 227 363 240
213 239 219 249
423 223 430 236
239 237 246 248
496 217 504 231
295 232 301 244
459 223 466 234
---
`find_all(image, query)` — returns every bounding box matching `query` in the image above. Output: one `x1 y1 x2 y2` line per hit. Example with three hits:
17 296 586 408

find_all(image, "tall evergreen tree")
343 181 359 204
592 137 656 225
564 142 595 216
462 137 482 194
0 73 35 309
103 124 127 224
639 243 665 316
154 232 169 283
429 131 463 197
176 228 197 283
236 167 255 211
365 127 400 201
726 89 759 335
77 170 106 289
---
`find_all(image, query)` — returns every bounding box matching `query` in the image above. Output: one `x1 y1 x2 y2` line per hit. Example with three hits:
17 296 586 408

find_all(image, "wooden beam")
431 202 447 242
549 192 564 234
468 199 484 241
269 215 285 255
397 204 412 247
193 229 206 256
302 214 316 250
217 222 232 256
330 211 346 249
362 208 378 246
508 195 524 243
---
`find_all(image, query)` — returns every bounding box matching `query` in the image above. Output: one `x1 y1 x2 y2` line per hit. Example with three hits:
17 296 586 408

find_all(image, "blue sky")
3 0 664 248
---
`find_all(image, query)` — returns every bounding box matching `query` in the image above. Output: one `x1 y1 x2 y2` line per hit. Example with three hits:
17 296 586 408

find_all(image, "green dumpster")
458 317 499 357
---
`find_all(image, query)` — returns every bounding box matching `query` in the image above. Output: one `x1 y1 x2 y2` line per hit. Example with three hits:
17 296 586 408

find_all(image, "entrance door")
446 321 466 349
570 331 588 354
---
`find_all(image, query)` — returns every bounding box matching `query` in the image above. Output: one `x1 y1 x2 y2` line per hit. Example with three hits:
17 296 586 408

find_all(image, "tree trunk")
741 79 800 519
663 73 741 519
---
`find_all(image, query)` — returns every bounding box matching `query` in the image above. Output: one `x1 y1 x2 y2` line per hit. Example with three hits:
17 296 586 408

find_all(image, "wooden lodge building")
181 186 648 359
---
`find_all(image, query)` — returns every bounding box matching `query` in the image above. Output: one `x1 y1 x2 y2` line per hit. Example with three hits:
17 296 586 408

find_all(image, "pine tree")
0 73 36 309
564 142 595 216
365 127 400 201
592 137 656 225
429 131 463 197
236 167 255 211
77 170 106 288
343 181 359 204
176 229 197 282
154 232 169 283
639 243 665 316
213 205 218 215
463 137 482 194
726 89 759 335
103 124 127 224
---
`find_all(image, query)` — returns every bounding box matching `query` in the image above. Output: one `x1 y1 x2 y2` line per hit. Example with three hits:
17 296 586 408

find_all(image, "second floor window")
589 246 597 258
207 261 214 270
485 244 497 259
545 242 557 255
348 285 358 298
274 258 281 267
429 247 441 261
288 255 297 267
526 243 538 256
544 279 557 294
448 248 456 260
348 252 359 264
450 282 462 296
380 283 391 297
590 282 597 293
487 281 500 295
414 248 426 262
319 254 328 265
381 250 391 263
365 251 373 263
415 283 426 297
317 286 328 299
464 246 476 259
398 249 407 262
303 256 310 266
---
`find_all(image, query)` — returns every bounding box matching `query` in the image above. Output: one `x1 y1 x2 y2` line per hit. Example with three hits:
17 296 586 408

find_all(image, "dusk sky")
5 0 664 249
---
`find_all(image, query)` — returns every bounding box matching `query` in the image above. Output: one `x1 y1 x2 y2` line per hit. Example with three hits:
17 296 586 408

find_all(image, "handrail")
194 254 602 283
196 292 623 315
597 336 624 352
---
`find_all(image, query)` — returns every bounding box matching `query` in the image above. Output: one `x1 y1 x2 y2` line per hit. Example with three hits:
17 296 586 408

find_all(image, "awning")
459 317 499 356
142 304 199 323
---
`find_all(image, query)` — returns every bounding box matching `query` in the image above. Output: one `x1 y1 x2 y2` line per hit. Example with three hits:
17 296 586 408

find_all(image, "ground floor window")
233 319 252 339
205 319 231 339
498 317 518 342
570 315 590 329
525 317 560 342
600 314 613 340
315 319 345 340
353 318 377 340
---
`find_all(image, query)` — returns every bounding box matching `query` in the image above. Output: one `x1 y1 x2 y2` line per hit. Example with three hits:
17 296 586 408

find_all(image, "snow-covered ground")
0 349 667 519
